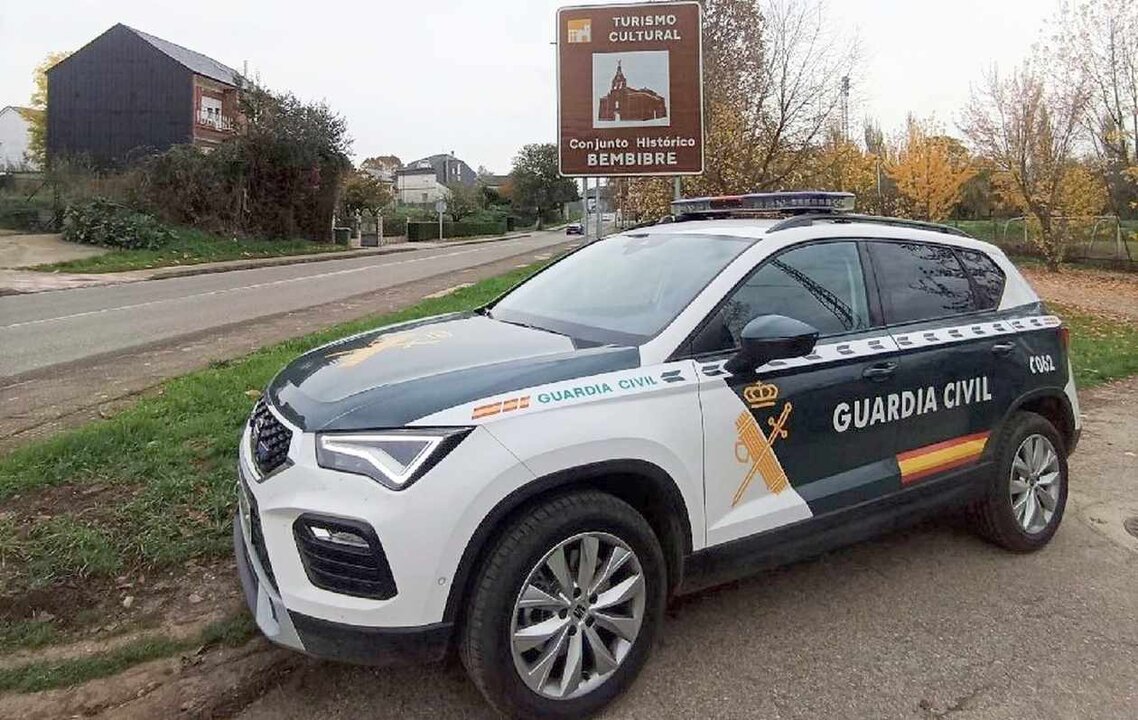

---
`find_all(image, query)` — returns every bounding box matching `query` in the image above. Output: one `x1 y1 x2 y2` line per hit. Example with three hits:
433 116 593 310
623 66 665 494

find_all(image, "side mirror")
724 315 819 375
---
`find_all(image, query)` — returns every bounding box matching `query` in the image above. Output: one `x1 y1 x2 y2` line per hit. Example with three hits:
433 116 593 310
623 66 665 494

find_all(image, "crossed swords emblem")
732 401 793 507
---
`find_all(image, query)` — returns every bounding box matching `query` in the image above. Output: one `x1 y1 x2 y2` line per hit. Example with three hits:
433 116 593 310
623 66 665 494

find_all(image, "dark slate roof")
125 25 240 86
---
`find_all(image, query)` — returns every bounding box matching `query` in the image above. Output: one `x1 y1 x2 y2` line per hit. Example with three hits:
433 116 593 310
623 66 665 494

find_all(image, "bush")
62 198 175 250
406 220 507 241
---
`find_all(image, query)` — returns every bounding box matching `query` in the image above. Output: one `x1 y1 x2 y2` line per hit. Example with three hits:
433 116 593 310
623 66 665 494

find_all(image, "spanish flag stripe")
472 403 502 419
896 431 990 463
897 432 990 485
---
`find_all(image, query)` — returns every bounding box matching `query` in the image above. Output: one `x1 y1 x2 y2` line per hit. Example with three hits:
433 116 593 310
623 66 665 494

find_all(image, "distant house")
46 23 243 163
395 166 450 206
480 174 510 192
406 152 476 187
0 106 39 170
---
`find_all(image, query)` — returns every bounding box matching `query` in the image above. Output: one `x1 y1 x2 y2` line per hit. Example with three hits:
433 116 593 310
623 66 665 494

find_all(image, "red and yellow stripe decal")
897 431 990 485
471 395 530 420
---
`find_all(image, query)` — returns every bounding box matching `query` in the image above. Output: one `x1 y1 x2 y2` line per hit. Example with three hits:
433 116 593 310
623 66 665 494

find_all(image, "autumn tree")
509 143 579 228
27 50 71 167
809 127 878 206
887 117 975 221
963 62 1091 270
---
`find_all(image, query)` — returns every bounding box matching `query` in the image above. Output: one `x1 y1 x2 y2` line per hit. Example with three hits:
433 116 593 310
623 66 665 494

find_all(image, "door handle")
992 341 1016 356
863 361 898 381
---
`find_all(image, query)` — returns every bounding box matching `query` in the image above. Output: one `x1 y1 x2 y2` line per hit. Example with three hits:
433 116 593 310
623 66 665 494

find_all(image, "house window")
422 192 429 202
199 96 223 128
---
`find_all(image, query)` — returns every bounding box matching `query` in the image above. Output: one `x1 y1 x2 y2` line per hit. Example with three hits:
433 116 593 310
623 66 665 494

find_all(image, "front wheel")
968 411 1069 551
459 490 666 719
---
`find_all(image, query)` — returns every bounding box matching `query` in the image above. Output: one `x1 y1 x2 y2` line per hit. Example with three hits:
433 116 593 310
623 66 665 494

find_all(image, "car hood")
266 312 640 431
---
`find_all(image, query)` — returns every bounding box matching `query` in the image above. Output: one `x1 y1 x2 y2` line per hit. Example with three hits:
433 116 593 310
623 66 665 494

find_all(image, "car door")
865 240 1008 488
686 240 903 547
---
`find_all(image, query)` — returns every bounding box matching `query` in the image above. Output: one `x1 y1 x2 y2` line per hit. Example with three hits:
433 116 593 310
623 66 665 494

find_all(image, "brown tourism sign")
557 1 703 176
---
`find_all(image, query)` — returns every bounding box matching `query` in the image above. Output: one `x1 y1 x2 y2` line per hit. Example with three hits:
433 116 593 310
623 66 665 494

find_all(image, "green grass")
31 227 350 274
1052 302 1138 387
0 264 542 594
0 614 255 694
0 620 58 653
951 218 1138 264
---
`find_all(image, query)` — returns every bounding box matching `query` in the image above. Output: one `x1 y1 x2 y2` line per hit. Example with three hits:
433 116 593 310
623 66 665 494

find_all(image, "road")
0 231 575 378
235 378 1138 720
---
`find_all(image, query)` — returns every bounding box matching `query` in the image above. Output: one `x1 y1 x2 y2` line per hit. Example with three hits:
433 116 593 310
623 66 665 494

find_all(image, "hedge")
406 220 507 242
62 198 175 250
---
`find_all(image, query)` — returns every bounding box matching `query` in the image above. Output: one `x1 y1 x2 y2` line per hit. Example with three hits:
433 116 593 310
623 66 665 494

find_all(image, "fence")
947 216 1138 270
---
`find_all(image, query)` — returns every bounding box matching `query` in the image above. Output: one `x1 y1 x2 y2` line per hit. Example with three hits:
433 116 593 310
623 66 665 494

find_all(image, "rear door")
865 240 1009 487
688 240 903 547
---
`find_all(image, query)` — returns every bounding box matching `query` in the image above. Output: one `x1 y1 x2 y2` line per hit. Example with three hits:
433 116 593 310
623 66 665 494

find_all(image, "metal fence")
946 216 1138 270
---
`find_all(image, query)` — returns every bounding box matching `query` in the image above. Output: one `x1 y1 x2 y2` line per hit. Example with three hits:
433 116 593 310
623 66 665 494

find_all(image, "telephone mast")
840 75 850 142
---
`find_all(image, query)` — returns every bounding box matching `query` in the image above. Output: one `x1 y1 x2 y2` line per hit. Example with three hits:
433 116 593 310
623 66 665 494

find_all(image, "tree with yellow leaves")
887 117 975 222
27 50 71 167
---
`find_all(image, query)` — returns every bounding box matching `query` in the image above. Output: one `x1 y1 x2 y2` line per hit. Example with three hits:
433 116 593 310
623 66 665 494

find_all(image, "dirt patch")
1022 265 1138 322
0 558 243 669
0 639 300 720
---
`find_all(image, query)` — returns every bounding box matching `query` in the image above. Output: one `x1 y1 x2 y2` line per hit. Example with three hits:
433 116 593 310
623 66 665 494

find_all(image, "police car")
235 192 1079 718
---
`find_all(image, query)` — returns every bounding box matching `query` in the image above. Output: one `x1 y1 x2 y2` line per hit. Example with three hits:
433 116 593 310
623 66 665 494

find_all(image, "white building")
395 166 451 206
0 106 39 171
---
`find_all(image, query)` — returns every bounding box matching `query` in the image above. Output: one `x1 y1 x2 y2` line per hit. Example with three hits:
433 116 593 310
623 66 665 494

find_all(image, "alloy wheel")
1009 433 1062 534
509 532 645 700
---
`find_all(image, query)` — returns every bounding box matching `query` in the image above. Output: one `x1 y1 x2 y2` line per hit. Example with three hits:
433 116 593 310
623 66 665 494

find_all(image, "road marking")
0 239 541 330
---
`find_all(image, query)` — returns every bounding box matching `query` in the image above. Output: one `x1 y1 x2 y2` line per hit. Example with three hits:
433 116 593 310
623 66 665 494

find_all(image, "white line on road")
0 240 534 330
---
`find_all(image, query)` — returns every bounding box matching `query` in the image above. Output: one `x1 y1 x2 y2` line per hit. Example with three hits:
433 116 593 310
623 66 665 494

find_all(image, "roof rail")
767 213 971 238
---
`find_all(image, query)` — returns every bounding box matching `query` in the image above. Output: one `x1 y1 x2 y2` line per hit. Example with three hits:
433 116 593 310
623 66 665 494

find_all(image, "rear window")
957 249 1006 310
869 241 975 324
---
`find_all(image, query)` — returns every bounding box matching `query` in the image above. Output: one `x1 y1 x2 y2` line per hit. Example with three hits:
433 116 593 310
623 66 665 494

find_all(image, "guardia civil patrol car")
235 192 1079 718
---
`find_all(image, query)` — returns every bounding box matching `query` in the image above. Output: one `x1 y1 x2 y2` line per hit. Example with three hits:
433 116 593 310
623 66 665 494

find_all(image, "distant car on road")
236 191 1078 718
566 222 584 235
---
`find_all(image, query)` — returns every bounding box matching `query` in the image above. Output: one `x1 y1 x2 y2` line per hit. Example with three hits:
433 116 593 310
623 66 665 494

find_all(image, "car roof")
629 216 1005 256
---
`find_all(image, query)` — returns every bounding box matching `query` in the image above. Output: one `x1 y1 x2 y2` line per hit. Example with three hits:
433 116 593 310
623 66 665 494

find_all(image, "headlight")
315 428 471 490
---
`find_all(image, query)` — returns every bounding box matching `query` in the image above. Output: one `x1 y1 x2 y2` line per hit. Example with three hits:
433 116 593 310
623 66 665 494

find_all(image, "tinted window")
693 242 870 354
492 233 750 345
957 249 1006 310
870 241 975 324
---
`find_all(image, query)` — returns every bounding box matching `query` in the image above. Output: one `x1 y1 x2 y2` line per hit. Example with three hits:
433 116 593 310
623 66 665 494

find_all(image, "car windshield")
490 233 752 345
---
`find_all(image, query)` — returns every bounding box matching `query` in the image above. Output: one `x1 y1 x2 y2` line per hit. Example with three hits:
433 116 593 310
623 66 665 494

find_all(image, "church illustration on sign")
597 61 668 123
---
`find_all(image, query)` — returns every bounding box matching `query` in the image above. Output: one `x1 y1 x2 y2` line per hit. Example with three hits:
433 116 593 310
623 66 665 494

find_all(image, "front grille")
293 516 398 600
249 399 292 477
245 484 277 591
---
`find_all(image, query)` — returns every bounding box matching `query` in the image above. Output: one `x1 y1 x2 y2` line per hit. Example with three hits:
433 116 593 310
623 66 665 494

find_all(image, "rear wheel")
968 412 1068 551
459 490 666 719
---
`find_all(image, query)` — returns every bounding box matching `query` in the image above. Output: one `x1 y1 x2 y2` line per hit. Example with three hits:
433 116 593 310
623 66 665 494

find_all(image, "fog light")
309 525 369 549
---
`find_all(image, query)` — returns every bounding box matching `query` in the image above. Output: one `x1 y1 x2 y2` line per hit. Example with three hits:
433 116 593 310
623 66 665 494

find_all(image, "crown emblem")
743 381 779 409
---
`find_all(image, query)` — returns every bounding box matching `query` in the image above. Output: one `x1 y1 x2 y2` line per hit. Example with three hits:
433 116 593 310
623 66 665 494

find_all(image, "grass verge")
30 227 350 274
1051 302 1138 387
0 614 255 694
0 263 541 598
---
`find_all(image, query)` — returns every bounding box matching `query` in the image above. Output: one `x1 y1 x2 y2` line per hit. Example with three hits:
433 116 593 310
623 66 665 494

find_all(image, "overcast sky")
0 0 1058 173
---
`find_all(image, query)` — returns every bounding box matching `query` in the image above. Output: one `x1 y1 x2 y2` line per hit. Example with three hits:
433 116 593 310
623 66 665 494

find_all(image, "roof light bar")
671 191 855 217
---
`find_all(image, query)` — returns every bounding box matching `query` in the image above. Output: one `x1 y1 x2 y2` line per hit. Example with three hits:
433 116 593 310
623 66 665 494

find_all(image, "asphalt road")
236 379 1138 720
0 232 574 378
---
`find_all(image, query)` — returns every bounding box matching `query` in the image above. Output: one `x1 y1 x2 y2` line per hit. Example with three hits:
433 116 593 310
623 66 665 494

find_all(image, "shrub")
62 198 175 250
0 196 56 231
406 220 507 241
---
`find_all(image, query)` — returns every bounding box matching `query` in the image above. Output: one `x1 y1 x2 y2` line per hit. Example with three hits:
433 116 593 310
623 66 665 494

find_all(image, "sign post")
557 1 703 178
435 199 447 241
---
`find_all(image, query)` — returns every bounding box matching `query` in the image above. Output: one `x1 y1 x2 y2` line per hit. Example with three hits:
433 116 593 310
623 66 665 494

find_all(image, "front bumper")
234 517 452 665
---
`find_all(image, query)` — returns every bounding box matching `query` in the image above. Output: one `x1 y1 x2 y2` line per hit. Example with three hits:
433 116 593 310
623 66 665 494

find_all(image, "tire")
459 490 667 719
968 411 1069 552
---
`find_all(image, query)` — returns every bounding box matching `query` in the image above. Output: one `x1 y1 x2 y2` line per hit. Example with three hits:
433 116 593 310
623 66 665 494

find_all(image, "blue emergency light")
671 191 856 217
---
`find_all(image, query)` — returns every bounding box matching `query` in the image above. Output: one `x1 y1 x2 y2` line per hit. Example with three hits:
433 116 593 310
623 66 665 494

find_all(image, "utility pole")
840 75 851 143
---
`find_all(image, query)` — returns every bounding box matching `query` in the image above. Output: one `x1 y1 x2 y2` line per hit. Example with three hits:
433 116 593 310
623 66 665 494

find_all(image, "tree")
887 117 976 221
809 127 879 207
445 182 483 221
360 155 402 175
963 62 1091 270
1058 0 1138 216
27 50 71 167
341 169 392 219
509 143 579 228
627 0 858 219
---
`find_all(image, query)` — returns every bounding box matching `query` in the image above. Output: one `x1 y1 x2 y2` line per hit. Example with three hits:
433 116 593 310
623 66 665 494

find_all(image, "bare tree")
962 62 1091 270
1057 0 1138 213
